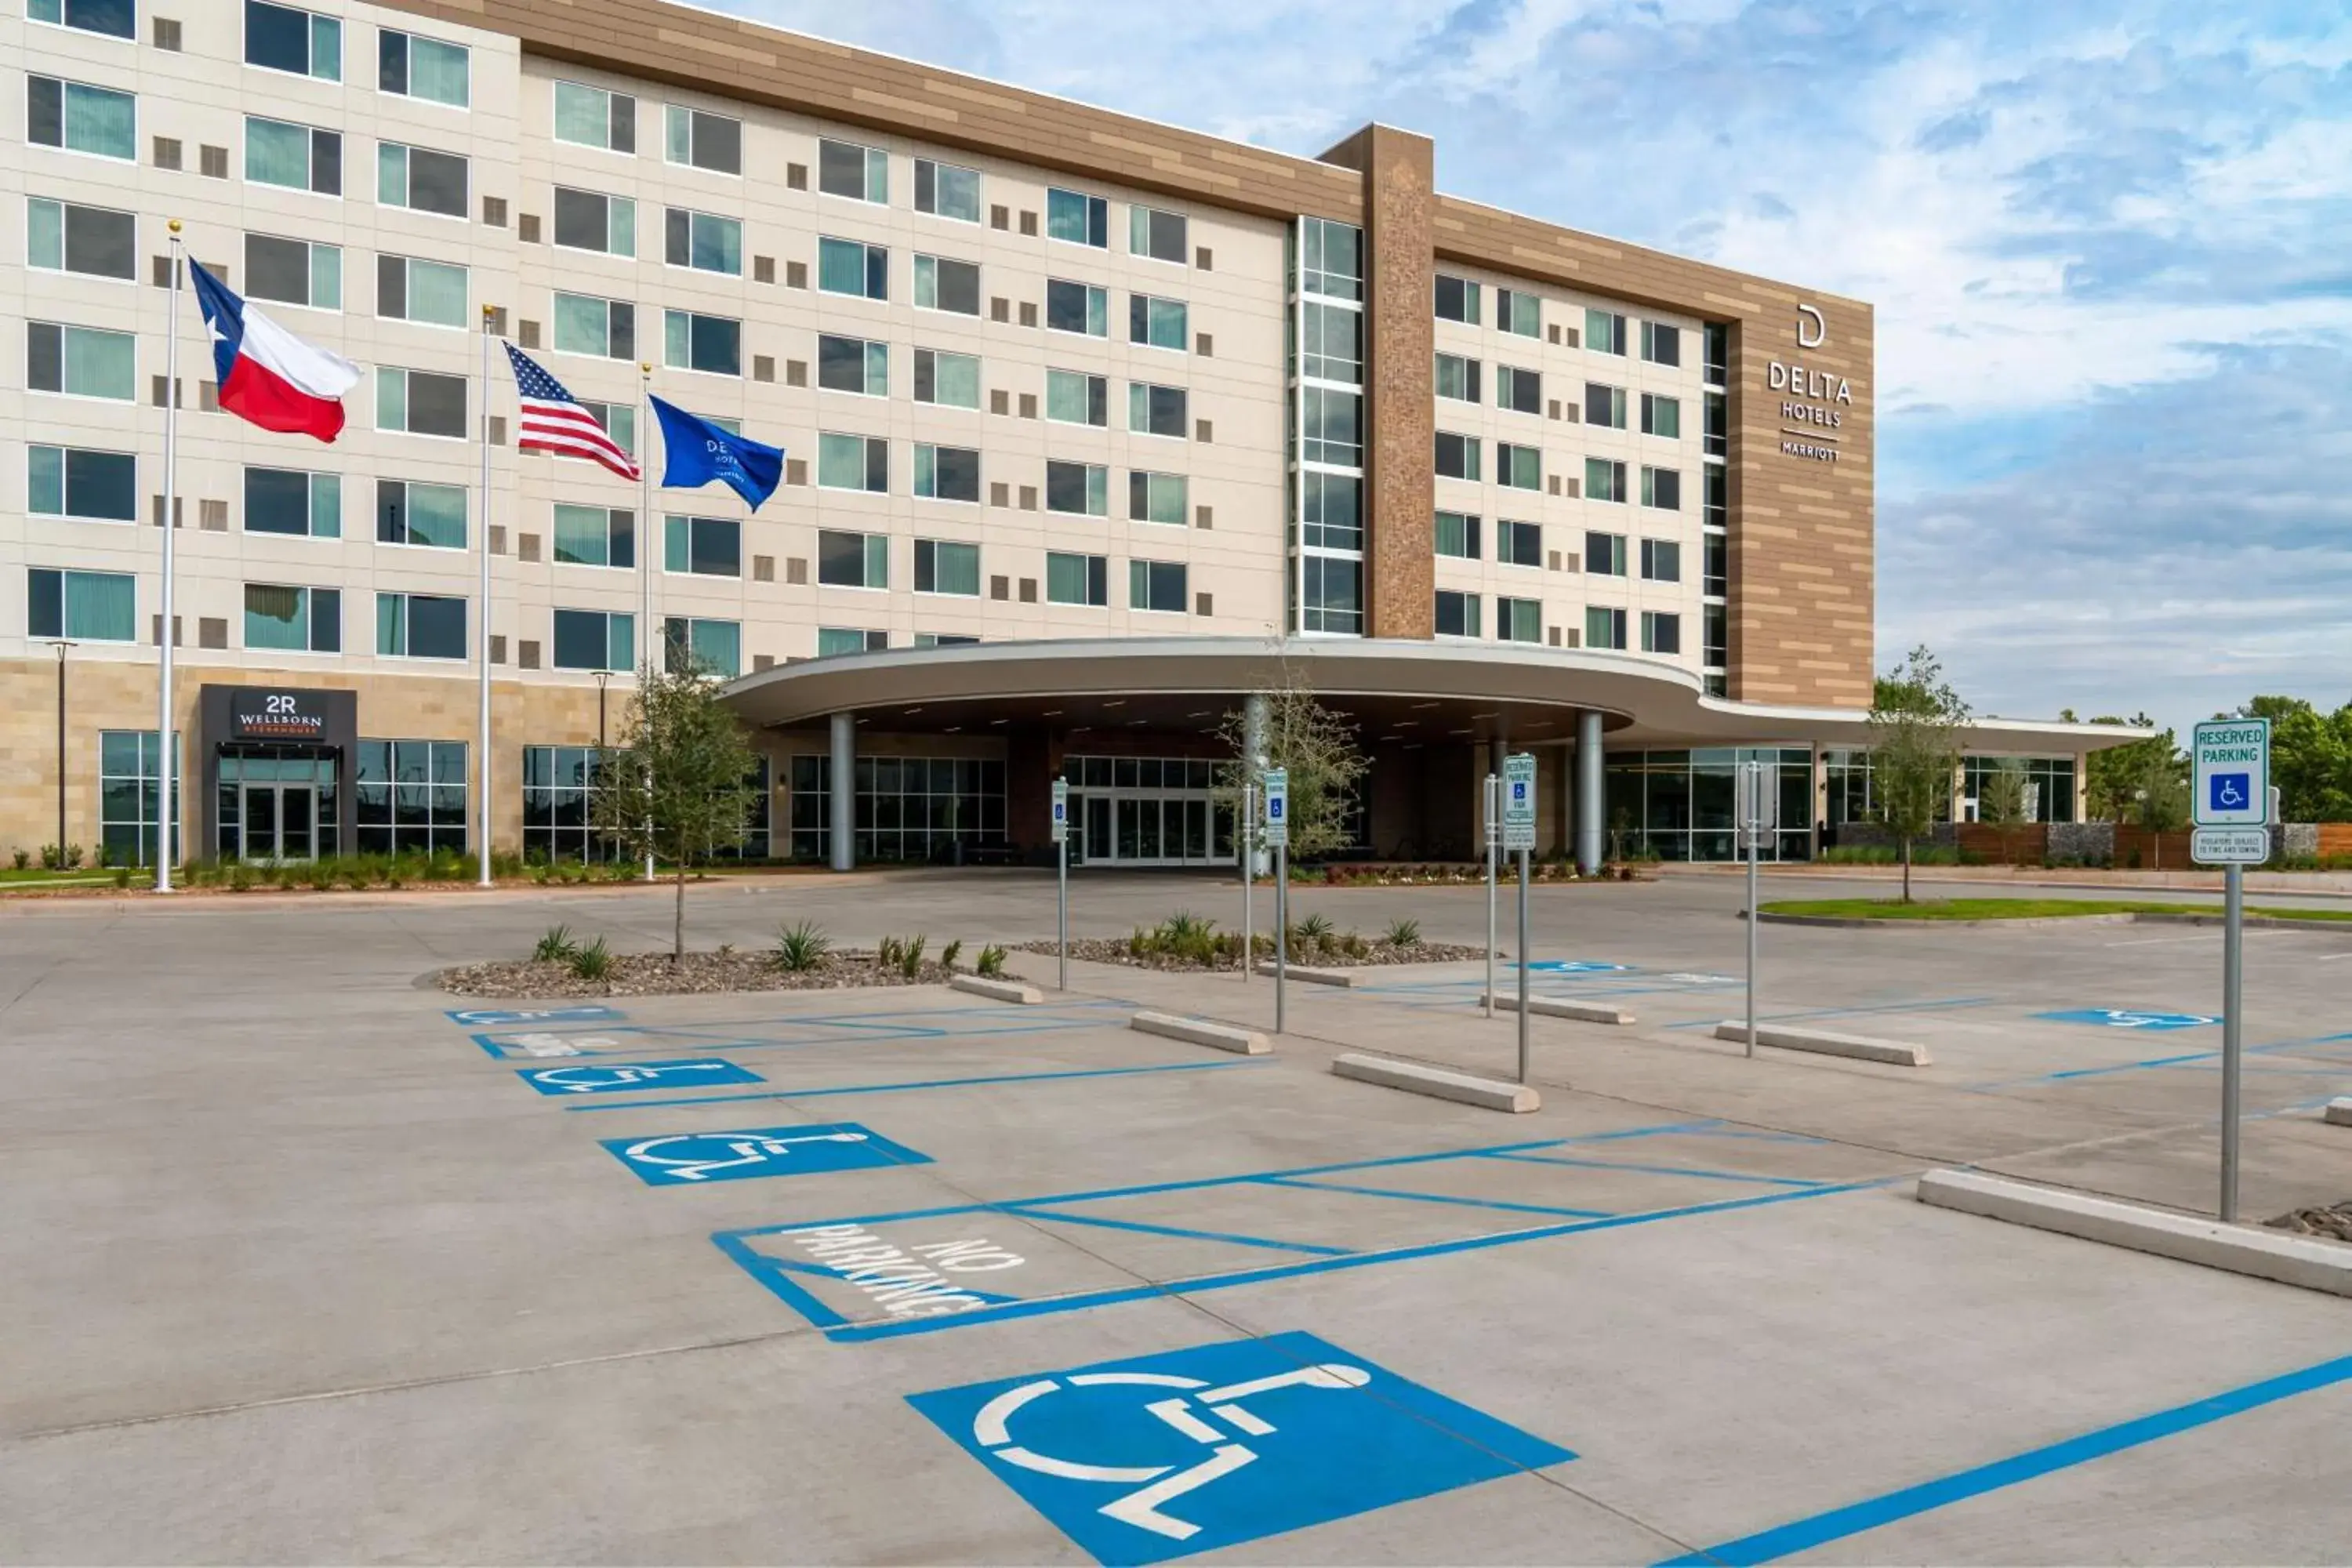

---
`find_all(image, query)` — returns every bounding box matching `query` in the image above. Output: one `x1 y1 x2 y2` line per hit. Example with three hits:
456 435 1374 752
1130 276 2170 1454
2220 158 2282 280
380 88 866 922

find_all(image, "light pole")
49 639 74 858
593 668 611 752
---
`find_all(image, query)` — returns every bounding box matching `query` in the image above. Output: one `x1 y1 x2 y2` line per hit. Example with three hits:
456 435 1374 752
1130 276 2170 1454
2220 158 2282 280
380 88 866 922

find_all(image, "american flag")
503 342 640 480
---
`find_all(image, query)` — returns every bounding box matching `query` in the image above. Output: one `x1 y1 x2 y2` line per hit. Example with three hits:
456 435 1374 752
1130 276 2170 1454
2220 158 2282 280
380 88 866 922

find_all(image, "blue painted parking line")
1262 1175 1614 1220
561 1058 1263 1112
1477 1151 1826 1188
1656 1351 2352 1566
911 1330 1574 1565
517 1058 762 1095
603 1122 932 1186
1664 996 2000 1030
1969 1030 2352 1091
447 1004 625 1027
475 1014 1117 1061
1007 1204 1355 1258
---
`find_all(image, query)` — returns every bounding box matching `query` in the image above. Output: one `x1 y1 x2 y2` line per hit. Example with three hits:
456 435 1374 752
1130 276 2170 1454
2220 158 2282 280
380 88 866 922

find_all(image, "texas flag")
189 259 361 442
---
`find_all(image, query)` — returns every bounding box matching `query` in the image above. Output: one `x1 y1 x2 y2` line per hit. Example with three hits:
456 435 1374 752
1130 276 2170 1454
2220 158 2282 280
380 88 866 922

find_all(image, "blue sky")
716 0 2350 731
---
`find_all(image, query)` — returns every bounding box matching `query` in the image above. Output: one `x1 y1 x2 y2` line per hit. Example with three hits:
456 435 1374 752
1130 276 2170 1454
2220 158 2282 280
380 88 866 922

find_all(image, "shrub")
976 944 1007 978
230 865 259 892
1385 916 1422 947
773 920 830 972
940 938 964 971
568 936 613 980
877 935 906 970
10 848 27 870
1296 912 1334 949
899 934 927 979
1161 910 1212 942
533 925 582 964
112 866 131 890
1339 929 1368 958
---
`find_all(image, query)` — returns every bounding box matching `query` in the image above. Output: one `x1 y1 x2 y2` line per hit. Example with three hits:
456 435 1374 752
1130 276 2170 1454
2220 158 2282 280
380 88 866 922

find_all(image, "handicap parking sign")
2037 1008 2219 1031
909 1331 1573 1565
518 1058 763 1095
601 1121 930 1185
448 1004 625 1028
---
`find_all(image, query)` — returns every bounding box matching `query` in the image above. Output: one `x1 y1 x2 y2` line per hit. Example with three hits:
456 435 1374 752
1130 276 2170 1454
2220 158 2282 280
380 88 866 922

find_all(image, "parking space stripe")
1477 1152 1826 1188
1261 1175 1614 1219
559 1058 1261 1112
1663 996 1998 1031
1004 1204 1356 1257
1654 1352 2352 1566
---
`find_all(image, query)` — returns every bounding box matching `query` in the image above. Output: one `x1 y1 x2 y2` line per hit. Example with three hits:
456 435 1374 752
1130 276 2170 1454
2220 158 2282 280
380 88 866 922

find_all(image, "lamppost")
49 639 74 858
593 668 611 751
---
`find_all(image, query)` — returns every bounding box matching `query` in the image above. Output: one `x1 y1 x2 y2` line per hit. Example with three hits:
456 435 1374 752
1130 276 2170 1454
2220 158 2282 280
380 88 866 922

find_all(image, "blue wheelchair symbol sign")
909 1331 1573 1564
601 1121 929 1185
518 1058 762 1095
2209 773 2251 813
447 1004 624 1028
2037 1008 2218 1031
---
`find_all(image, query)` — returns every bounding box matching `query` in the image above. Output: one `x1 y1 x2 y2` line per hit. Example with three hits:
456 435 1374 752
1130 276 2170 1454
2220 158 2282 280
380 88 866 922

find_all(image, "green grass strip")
1759 898 2352 922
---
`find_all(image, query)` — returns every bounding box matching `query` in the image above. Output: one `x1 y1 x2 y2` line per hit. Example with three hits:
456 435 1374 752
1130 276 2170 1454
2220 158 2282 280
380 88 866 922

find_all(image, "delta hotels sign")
1769 303 1853 464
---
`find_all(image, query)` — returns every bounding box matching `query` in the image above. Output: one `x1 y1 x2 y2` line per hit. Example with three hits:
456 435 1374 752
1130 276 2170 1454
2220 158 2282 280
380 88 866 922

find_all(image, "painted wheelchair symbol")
620 1129 869 1181
971 1361 1373 1542
2215 777 2249 809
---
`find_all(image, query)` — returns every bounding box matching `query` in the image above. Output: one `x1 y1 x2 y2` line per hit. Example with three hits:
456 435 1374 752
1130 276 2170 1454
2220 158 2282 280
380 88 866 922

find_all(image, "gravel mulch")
440 950 956 998
1016 937 1481 972
2265 1202 2352 1243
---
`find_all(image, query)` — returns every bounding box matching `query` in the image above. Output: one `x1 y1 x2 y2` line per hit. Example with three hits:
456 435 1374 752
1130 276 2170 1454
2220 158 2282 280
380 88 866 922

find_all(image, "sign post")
1265 768 1289 1034
2192 716 2270 1222
1051 779 1070 993
1504 754 1537 1083
1483 774 1500 1019
1737 759 1778 1059
1240 781 1255 985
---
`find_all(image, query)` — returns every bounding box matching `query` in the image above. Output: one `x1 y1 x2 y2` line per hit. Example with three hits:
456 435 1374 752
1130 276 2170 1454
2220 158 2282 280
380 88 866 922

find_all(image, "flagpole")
155 222 184 893
477 307 495 887
639 361 655 884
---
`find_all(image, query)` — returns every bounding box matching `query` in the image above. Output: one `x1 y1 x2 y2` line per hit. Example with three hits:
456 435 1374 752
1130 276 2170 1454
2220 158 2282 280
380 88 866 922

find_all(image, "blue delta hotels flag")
650 396 785 510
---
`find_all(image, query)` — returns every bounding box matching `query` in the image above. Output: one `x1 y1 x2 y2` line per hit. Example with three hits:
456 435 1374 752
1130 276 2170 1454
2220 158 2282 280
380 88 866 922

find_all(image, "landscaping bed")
442 949 957 998
2267 1203 2352 1243
1020 913 1479 972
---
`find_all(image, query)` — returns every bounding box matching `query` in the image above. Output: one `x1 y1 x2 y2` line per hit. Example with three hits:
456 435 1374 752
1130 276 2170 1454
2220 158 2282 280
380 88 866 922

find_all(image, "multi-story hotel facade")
4 0 2122 871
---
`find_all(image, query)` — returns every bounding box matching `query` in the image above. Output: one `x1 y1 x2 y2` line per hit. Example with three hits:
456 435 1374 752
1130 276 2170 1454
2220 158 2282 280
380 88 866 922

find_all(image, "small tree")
1977 758 2031 865
1214 659 1368 865
1867 645 1971 903
591 660 760 959
2132 733 2190 869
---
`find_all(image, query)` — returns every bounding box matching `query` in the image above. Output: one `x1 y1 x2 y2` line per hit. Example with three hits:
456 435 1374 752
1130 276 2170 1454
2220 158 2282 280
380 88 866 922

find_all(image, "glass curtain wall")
97 729 182 867
787 755 1006 862
1289 217 1367 635
1057 755 1236 866
1605 746 1813 862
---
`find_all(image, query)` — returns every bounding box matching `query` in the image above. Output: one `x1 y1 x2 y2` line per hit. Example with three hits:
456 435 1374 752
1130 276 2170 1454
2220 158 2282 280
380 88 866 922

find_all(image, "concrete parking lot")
2 867 2348 1563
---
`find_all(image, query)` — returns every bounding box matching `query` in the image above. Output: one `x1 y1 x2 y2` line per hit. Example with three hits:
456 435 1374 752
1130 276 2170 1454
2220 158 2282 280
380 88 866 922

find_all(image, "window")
1129 471 1187 525
354 739 466 855
818 138 887 202
31 0 134 38
1129 559 1187 613
245 117 339 194
1301 216 1362 301
914 253 981 315
1585 605 1628 651
1497 289 1541 337
1435 430 1481 481
818 434 888 493
1642 467 1681 510
246 2 339 79
818 334 888 396
376 368 467 437
376 255 466 327
1586 309 1627 355
1497 365 1541 415
244 583 339 653
1584 383 1628 428
28 199 136 281
376 592 466 659
1640 321 1681 367
1130 205 1187 263
376 478 466 547
817 627 886 657
1498 518 1542 568
245 467 339 537
1300 473 1362 551
1434 274 1479 325
1046 278 1109 337
1301 557 1362 635
916 633 980 649
662 616 740 677
1704 461 1728 528
1046 461 1108 517
28 76 136 161
1300 387 1360 466
576 401 636 459
27 322 134 401
1704 603 1728 669
522 746 622 864
554 82 634 153
379 29 468 107
665 105 742 174
1047 368 1109 427
1641 393 1681 439
377 142 468 218
1435 511 1480 560
1642 610 1682 655
554 187 635 256
818 529 888 588
663 310 741 376
1497 442 1541 491
1047 187 1107 247
245 232 339 310
1129 382 1188 438
554 292 635 359
664 207 742 274
818 237 888 300
1704 321 1730 387
1585 457 1628 504
99 730 182 869
1434 590 1480 638
914 445 980 503
914 539 980 595
551 608 634 672
30 447 135 522
1497 597 1541 643
1641 539 1682 583
664 514 740 577
913 348 980 408
1301 300 1362 383
29 568 134 641
1704 529 1726 597
1130 293 1188 350
915 158 981 223
1585 532 1628 575
1046 552 1108 607
1434 353 1480 403
553 505 633 568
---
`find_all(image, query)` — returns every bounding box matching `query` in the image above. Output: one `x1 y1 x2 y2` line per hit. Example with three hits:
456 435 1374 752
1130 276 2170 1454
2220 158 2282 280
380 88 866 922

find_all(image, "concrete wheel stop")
1130 1011 1271 1055
949 974 1045 1004
1481 993 1635 1025
1715 1021 1929 1066
1331 1053 1540 1113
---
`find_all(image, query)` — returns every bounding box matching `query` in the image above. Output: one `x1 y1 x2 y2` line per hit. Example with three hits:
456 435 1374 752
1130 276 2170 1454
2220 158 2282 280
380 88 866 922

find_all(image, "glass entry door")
239 783 316 862
216 745 339 862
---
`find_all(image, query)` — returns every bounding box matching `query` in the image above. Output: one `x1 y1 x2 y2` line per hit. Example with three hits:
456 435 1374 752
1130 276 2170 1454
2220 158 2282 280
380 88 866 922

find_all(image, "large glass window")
554 293 634 359
522 746 624 863
817 434 888 493
914 254 981 315
818 138 888 202
244 583 339 652
913 348 980 408
1301 300 1362 383
817 530 887 589
1960 755 2078 825
1047 368 1108 426
1435 590 1480 638
379 30 470 107
1434 274 1479 325
247 2 339 78
377 479 466 548
1047 552 1108 607
818 237 887 300
1497 596 1541 643
376 593 466 659
29 446 136 522
1128 382 1188 439
789 754 1006 864
817 627 886 657
376 255 467 327
32 0 135 38
664 206 742 274
246 232 341 310
1129 559 1187 614
1609 748 1813 863
28 198 136 281
818 333 888 396
98 730 182 869
28 76 136 160
1046 461 1108 517
1047 187 1107 247
355 739 468 855
1046 278 1107 337
1299 217 1361 301
913 539 980 596
1130 293 1188 350
662 310 740 376
1435 510 1480 561
1129 471 1187 526
376 368 467 437
553 504 633 568
1300 556 1362 635
1300 387 1359 466
27 322 134 401
246 117 340 194
664 515 741 577
662 616 739 677
247 467 340 537
914 445 980 503
377 141 468 218
554 82 634 152
664 105 742 173
915 158 981 222
1300 474 1362 552
552 608 634 671
1435 353 1480 404
554 187 635 256
28 568 135 641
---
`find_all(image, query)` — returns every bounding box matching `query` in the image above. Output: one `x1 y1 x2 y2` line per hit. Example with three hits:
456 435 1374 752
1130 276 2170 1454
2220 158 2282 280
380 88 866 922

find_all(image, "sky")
711 0 2350 732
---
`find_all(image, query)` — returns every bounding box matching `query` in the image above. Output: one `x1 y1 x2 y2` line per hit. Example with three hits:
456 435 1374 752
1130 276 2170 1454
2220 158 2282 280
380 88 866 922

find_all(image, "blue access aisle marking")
910 1331 1573 1565
2035 1008 2219 1030
603 1121 931 1185
470 1001 1133 1061
448 1004 626 1027
517 1058 762 1094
